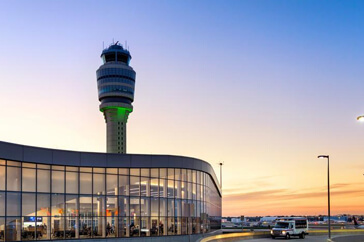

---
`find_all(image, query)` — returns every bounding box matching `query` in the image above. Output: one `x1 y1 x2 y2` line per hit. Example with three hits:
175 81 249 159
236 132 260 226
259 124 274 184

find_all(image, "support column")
102 107 132 154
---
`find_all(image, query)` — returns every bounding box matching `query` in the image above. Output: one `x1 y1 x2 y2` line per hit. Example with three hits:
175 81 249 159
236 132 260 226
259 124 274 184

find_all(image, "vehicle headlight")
270 230 273 234
282 231 286 234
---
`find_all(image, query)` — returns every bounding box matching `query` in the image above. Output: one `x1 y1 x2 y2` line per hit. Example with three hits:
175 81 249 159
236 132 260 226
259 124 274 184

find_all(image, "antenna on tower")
112 38 114 44
103 41 104 49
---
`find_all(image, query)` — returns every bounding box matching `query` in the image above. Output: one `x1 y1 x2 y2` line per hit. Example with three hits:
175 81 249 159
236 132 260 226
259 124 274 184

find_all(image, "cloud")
222 182 364 216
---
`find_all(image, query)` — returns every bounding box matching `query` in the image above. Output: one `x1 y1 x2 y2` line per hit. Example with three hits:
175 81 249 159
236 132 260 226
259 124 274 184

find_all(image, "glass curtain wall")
0 159 221 241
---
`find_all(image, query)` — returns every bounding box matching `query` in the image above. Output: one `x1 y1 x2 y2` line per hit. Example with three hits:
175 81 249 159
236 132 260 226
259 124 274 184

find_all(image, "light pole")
318 155 331 240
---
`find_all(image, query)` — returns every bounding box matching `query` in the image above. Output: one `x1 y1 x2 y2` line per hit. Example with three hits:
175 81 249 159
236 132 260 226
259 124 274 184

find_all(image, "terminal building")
0 43 222 241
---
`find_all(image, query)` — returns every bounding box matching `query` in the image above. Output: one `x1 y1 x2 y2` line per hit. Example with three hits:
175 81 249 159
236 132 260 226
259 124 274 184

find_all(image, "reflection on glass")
52 170 65 193
7 192 21 216
66 172 78 194
22 168 36 192
7 167 20 191
80 173 92 194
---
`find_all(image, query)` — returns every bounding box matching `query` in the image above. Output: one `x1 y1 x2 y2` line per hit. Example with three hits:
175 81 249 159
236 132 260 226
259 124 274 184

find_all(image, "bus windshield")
274 222 289 228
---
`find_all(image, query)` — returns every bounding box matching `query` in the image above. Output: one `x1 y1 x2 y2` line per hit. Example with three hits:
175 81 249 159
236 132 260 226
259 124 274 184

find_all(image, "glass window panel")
118 175 129 196
66 166 78 171
36 216 51 240
79 215 91 238
130 217 140 237
181 217 187 235
118 217 129 237
167 199 174 217
52 194 65 216
151 198 158 217
160 198 166 217
106 216 116 238
106 196 117 217
175 168 181 180
167 217 174 235
66 172 78 194
79 196 92 215
92 216 105 238
175 180 181 199
22 193 35 216
52 170 65 193
119 168 129 175
192 170 197 183
159 179 167 198
192 183 197 200
93 173 105 195
0 166 4 190
37 164 50 169
175 199 182 217
106 168 117 174
177 217 182 235
106 174 117 195
159 217 167 236
37 194 51 216
7 192 21 216
188 182 192 199
182 181 187 199
129 197 140 216
0 159 5 165
118 197 129 217
51 216 65 239
130 176 140 196
6 217 21 241
130 169 139 176
150 178 158 197
167 180 174 198
93 168 105 173
24 217 38 241
7 166 21 191
140 217 150 237
197 171 201 185
140 169 149 177
0 192 4 216
66 195 78 217
37 169 50 192
52 165 64 171
65 216 77 239
140 197 150 216
159 168 167 179
80 173 92 194
0 217 3 240
7 161 20 167
80 167 92 173
167 168 174 180
22 168 36 192
187 169 192 182
150 168 158 178
22 163 35 168
182 169 187 182
92 196 105 216
140 177 150 197
150 216 158 236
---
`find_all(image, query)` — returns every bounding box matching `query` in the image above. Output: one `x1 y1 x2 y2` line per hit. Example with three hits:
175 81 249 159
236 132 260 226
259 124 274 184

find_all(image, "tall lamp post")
318 155 331 240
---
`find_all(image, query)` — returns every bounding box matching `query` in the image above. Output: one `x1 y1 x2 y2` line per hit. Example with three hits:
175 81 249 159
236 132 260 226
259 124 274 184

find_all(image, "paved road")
238 235 330 242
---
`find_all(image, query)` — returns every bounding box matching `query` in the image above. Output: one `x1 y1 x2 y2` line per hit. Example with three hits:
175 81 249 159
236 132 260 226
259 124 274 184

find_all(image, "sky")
0 0 364 216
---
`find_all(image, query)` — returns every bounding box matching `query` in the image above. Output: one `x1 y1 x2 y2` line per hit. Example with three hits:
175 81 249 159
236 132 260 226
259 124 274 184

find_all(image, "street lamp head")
318 155 329 159
357 115 364 122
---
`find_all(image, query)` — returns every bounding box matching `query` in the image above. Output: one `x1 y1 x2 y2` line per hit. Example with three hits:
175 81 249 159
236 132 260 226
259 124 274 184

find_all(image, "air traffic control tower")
96 42 136 153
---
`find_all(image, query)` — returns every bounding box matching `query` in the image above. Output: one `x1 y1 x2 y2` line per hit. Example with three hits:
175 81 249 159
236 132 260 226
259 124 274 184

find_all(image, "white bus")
270 217 308 239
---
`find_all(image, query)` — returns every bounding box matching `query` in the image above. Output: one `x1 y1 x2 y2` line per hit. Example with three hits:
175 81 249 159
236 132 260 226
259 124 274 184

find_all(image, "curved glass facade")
0 159 221 241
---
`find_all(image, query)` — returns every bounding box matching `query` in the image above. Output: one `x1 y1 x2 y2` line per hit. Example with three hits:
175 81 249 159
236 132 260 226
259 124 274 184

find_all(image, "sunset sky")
0 1 364 216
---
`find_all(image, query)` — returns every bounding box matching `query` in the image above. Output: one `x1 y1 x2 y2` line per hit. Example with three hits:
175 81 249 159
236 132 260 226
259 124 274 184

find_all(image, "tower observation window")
105 53 116 62
117 53 128 63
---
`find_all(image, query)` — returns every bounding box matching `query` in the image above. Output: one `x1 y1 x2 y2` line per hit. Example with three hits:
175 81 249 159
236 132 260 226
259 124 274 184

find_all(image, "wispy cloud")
223 182 364 216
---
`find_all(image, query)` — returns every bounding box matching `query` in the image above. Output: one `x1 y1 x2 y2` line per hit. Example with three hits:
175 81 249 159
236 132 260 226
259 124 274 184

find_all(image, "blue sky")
0 0 364 215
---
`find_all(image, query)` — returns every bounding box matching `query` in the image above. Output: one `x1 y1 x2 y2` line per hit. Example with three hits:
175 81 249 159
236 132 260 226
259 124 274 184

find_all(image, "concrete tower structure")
96 42 136 153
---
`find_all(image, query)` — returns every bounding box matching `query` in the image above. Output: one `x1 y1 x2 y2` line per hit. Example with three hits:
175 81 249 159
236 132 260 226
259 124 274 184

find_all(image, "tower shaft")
103 107 132 153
